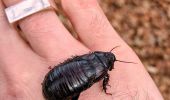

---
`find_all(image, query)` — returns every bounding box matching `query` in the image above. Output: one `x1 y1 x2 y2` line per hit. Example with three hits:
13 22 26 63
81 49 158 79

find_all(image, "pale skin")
0 0 163 100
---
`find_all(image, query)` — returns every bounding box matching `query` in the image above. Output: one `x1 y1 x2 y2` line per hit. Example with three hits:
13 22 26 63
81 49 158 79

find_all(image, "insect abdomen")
42 52 111 100
43 60 96 100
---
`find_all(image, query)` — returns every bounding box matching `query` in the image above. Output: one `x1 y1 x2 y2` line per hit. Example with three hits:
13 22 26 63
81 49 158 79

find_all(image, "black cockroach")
42 47 135 100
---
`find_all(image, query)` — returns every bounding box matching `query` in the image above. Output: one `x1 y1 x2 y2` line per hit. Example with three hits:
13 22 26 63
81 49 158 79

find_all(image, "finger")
62 1 163 100
61 0 135 66
62 0 127 51
3 0 88 61
0 0 35 65
0 1 47 99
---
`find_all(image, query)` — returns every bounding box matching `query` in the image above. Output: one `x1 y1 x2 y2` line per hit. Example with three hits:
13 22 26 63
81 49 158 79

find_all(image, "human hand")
0 0 163 100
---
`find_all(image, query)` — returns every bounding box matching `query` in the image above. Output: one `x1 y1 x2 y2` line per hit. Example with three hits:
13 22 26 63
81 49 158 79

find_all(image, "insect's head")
104 52 116 71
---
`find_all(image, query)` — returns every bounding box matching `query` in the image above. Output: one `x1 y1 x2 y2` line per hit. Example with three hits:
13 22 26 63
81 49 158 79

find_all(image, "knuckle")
20 13 57 38
89 12 109 33
23 25 56 39
76 0 98 9
62 0 98 10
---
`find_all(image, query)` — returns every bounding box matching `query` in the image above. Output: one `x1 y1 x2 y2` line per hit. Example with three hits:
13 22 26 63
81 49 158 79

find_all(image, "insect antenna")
110 46 120 52
110 46 137 64
115 60 137 64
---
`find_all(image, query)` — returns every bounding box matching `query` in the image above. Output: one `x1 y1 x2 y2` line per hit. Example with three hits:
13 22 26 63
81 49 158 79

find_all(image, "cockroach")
42 47 135 100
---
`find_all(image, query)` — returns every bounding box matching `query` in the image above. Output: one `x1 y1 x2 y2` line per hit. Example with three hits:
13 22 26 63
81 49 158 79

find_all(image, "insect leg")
71 93 80 100
103 74 112 95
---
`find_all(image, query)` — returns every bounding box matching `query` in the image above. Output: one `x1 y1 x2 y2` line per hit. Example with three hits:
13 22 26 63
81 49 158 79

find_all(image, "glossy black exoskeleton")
42 51 116 100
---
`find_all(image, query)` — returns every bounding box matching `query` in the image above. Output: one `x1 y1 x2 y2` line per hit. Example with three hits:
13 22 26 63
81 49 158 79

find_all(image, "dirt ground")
55 0 170 99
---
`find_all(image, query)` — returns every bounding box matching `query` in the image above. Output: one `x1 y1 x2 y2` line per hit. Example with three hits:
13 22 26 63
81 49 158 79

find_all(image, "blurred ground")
55 0 170 99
